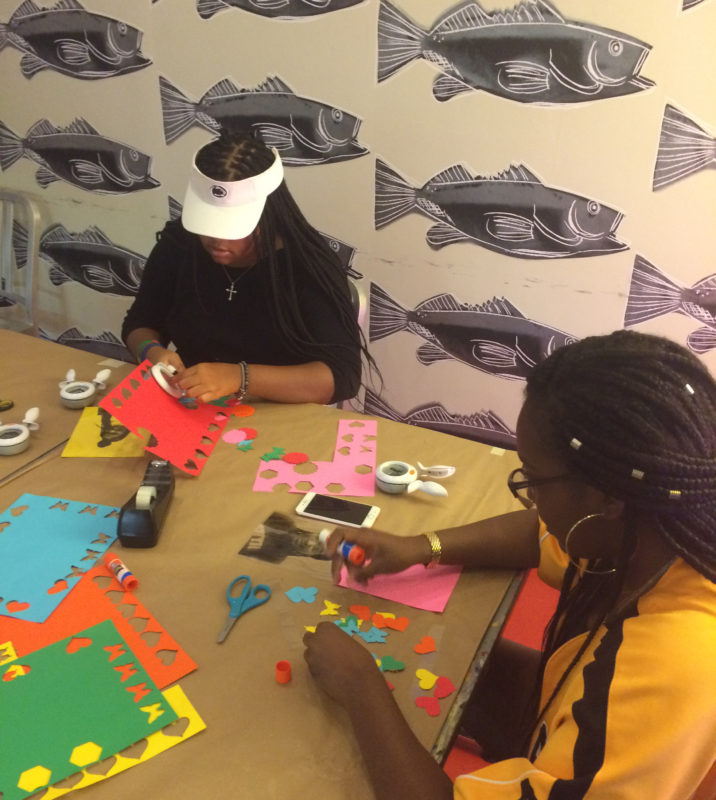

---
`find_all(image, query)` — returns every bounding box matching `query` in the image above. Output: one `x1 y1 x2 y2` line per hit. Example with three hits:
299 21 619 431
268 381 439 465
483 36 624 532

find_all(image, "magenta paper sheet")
253 419 377 496
340 564 463 613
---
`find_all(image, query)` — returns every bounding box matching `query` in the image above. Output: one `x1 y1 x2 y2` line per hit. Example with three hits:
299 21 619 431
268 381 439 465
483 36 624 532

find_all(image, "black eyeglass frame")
507 467 574 508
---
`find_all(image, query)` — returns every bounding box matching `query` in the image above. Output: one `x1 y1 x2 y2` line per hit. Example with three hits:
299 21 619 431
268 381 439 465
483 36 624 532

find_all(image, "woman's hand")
147 346 184 371
324 527 429 584
176 362 242 403
303 622 385 708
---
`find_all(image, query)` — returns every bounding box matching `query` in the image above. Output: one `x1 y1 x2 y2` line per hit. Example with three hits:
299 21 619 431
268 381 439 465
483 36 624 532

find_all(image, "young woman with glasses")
303 330 716 800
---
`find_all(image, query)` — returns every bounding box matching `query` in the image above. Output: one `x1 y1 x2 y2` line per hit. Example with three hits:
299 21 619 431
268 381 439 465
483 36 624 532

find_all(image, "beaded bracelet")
226 361 250 406
137 339 161 363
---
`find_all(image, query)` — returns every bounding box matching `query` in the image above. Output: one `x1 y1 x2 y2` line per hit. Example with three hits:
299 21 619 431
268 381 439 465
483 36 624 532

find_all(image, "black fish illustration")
624 255 716 354
0 118 160 194
369 283 577 380
652 104 716 191
159 75 368 165
97 407 131 448
13 221 145 296
376 159 626 258
378 0 654 104
39 327 133 361
0 0 151 80
168 194 362 279
196 0 365 19
363 389 516 448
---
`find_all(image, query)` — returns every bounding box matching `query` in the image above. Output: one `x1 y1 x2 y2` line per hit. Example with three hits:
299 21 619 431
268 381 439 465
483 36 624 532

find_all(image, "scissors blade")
217 614 237 644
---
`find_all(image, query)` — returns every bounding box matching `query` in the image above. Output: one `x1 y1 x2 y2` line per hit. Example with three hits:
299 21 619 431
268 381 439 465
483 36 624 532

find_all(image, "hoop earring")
564 513 617 575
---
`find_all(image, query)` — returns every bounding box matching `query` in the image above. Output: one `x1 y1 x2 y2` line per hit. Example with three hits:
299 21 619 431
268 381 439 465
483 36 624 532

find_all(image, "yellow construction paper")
62 407 146 458
37 684 205 799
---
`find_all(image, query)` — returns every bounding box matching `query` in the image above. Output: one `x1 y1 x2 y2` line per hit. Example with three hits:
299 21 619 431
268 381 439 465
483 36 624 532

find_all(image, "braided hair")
193 129 378 388
519 329 716 754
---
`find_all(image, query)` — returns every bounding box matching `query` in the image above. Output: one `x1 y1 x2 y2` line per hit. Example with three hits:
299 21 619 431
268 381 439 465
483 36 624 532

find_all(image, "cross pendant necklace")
221 264 254 302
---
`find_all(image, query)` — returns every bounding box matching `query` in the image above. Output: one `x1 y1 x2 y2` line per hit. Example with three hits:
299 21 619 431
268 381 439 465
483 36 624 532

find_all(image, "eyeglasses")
507 467 573 509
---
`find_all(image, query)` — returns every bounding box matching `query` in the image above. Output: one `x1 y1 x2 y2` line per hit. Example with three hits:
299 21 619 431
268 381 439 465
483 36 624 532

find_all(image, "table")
0 355 522 800
0 329 134 484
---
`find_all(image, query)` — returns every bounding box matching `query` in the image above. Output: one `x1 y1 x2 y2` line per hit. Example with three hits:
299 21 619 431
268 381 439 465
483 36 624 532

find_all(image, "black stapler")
117 459 175 547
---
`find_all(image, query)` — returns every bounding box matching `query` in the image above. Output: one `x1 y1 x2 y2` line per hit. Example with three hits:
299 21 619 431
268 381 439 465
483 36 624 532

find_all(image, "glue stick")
319 529 365 566
103 551 138 591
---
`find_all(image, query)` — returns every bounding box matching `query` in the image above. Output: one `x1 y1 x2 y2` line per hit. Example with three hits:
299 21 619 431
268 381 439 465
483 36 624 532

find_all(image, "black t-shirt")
122 221 360 402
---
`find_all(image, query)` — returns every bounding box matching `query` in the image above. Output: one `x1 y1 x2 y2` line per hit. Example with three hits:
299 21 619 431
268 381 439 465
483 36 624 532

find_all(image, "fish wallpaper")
160 75 368 166
375 159 627 257
378 0 654 104
0 0 714 449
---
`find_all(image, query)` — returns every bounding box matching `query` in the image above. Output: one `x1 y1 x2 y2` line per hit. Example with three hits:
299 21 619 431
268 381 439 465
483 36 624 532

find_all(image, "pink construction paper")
340 563 462 613
99 361 230 476
252 419 377 496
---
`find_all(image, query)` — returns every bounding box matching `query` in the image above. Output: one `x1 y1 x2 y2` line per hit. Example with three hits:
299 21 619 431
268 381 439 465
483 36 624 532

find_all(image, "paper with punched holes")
0 619 178 800
252 419 378 495
2 564 197 689
0 494 118 623
30 684 205 800
98 360 230 476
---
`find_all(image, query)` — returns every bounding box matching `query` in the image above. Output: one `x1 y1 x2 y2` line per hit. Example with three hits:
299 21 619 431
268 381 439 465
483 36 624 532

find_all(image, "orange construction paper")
0 565 196 689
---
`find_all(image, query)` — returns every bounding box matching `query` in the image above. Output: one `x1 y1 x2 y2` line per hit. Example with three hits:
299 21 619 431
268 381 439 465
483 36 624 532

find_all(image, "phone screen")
301 494 374 526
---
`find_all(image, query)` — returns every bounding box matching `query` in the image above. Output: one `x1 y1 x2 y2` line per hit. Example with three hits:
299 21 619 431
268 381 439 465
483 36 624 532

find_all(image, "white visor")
181 147 284 240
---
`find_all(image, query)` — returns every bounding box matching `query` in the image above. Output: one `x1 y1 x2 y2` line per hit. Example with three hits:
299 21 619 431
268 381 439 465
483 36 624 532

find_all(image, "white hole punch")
376 460 455 497
59 368 113 409
0 407 40 456
150 363 183 398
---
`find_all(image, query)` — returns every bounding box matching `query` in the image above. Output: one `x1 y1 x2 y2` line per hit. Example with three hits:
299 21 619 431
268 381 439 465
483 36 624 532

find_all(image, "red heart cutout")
415 696 441 717
47 579 69 595
414 635 436 655
385 616 409 632
349 605 371 621
372 613 389 628
66 637 92 654
434 676 456 699
5 600 30 613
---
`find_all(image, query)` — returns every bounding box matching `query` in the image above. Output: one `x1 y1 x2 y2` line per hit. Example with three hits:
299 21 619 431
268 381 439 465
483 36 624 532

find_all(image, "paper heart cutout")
379 655 405 672
349 604 371 620
416 668 438 690
434 675 456 699
11 505 29 517
65 637 93 654
385 616 409 632
47 579 69 595
415 696 441 717
5 600 30 613
183 458 198 471
285 586 318 604
414 635 436 654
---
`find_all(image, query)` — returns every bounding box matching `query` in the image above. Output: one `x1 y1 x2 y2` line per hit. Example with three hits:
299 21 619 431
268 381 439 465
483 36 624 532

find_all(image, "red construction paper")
99 361 229 476
0 565 196 689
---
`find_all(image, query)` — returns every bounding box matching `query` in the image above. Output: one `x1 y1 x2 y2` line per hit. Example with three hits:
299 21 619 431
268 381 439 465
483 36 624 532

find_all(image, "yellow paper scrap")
62 407 146 457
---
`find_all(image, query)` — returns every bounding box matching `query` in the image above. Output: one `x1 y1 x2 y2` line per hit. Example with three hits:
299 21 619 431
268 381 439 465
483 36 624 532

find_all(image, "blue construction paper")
0 494 118 623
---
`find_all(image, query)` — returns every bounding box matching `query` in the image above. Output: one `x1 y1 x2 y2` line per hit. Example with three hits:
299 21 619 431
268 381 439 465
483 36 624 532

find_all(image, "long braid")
194 129 379 387
517 330 716 754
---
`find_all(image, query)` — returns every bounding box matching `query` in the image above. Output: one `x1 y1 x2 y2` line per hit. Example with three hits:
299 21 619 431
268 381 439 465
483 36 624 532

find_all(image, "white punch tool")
59 368 112 409
376 460 455 497
0 407 40 456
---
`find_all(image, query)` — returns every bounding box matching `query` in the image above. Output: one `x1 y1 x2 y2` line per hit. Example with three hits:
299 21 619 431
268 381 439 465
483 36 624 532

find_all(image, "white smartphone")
295 492 380 528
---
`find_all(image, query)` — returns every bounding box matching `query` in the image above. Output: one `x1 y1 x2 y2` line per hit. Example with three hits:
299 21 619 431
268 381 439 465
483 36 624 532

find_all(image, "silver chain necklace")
221 264 254 301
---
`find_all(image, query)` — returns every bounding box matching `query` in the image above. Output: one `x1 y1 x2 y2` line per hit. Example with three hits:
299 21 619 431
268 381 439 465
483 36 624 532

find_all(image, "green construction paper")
0 619 178 800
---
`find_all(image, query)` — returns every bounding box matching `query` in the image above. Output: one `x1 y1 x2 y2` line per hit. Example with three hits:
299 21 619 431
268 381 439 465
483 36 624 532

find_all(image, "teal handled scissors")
217 575 271 644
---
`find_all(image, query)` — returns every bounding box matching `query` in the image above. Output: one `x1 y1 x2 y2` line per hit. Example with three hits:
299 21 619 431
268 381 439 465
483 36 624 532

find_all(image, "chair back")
0 190 41 334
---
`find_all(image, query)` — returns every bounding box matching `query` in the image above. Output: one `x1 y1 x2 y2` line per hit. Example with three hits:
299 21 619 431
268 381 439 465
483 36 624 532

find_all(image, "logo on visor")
210 185 227 199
